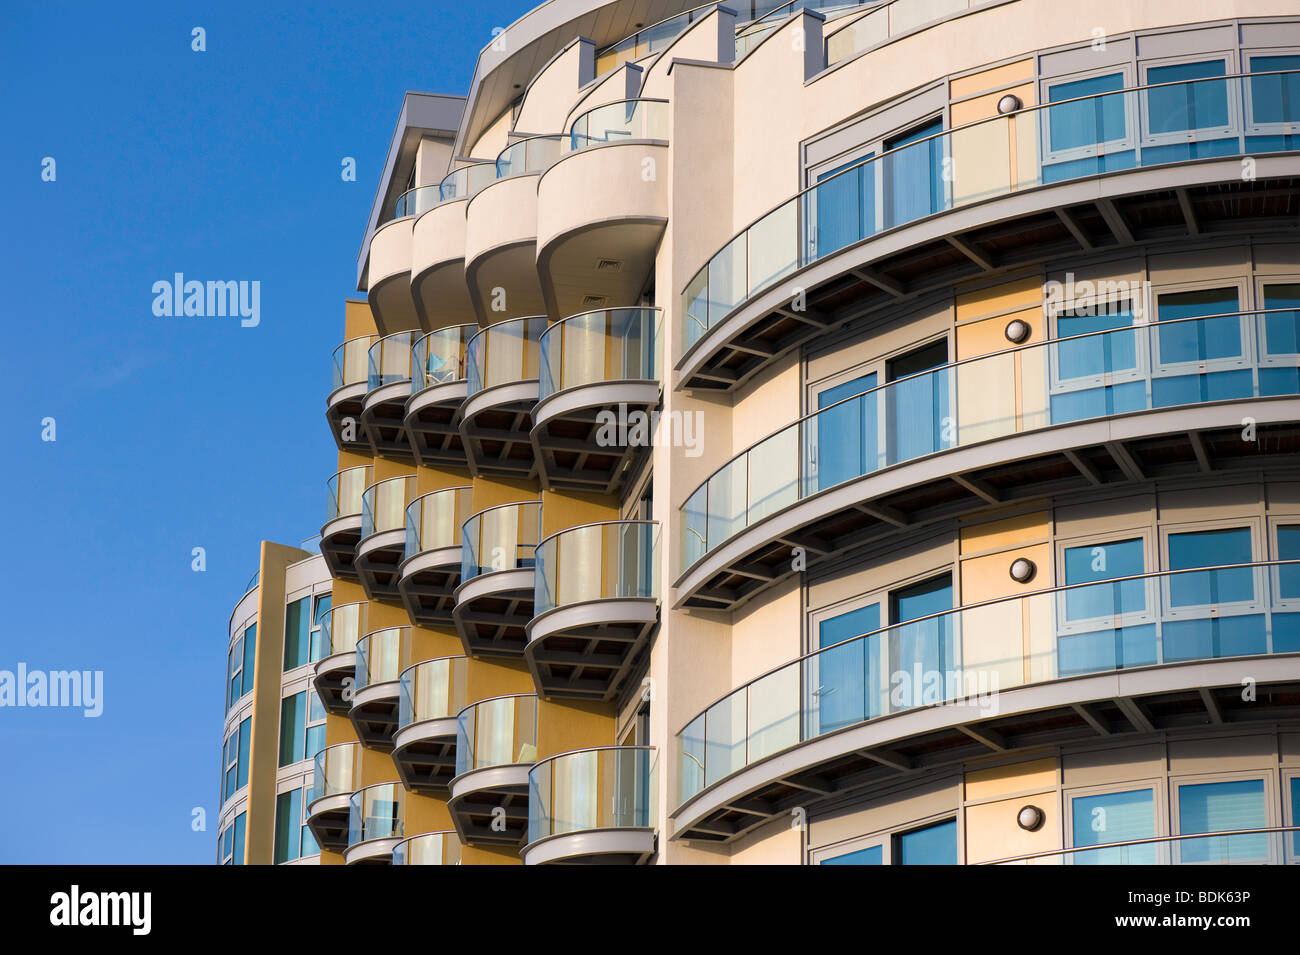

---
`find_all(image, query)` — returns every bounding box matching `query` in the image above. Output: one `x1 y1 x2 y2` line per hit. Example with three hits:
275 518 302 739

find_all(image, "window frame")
1052 531 1157 638
1046 291 1148 399
1038 64 1139 167
1243 50 1300 137
1063 778 1166 861
1150 280 1252 384
1157 517 1263 621
1169 770 1278 865
1137 53 1240 149
1255 275 1300 366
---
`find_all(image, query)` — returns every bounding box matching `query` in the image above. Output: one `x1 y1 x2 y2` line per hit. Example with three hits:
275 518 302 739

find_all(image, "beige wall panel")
966 756 1058 800
960 510 1050 554
517 40 595 137
810 774 961 850
950 57 1035 101
965 790 1060 864
730 816 801 864
1063 741 1166 787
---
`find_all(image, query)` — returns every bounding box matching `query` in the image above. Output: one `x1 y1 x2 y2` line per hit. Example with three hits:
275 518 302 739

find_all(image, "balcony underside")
678 160 1300 394
312 652 356 714
405 381 468 467
448 764 530 846
523 828 657 865
356 530 405 603
532 382 659 494
306 794 351 852
453 569 535 658
343 837 400 866
349 683 399 750
678 401 1300 612
398 547 462 626
326 383 369 454
361 382 414 460
320 515 363 583
460 382 539 478
673 657 1300 844
392 718 458 793
525 598 659 701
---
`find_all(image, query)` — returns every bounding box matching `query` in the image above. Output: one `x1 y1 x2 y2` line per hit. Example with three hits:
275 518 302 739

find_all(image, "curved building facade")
239 0 1300 865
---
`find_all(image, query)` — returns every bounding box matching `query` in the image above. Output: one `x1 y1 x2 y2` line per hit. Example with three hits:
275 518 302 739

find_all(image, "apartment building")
232 0 1300 865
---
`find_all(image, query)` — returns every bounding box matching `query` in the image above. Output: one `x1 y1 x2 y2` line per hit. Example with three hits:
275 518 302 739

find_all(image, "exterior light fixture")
1017 805 1045 831
997 94 1023 114
1005 318 1031 343
1009 557 1036 583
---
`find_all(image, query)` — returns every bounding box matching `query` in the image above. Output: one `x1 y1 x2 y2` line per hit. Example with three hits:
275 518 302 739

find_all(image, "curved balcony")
987 827 1300 866
524 746 657 865
411 196 475 328
392 655 469 792
495 135 564 179
448 694 538 846
320 465 370 582
312 601 366 713
306 742 362 851
398 487 474 626
327 335 376 453
595 2 719 75
678 71 1300 392
533 307 662 493
673 561 1300 843
459 317 545 478
391 830 463 865
677 308 1300 611
356 475 415 602
453 501 541 657
361 332 415 458
350 626 419 749
438 162 498 204
527 521 660 701
404 325 474 467
367 217 417 335
344 782 405 865
537 100 669 319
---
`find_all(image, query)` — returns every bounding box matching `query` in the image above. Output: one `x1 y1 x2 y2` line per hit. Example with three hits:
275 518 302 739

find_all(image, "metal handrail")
983 826 1300 865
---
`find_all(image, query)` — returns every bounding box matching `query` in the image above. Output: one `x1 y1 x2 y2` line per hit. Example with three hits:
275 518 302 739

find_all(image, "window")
1153 288 1247 407
1164 526 1264 660
1141 59 1236 161
1259 283 1300 395
222 716 251 803
895 818 958 865
1069 787 1157 863
1049 298 1144 423
279 690 327 767
1175 777 1270 863
284 597 310 670
1246 54 1300 151
1275 525 1300 653
312 594 332 661
882 118 945 229
274 786 319 864
811 602 882 734
219 811 247 865
889 575 954 710
1287 774 1300 860
808 372 878 494
227 623 256 710
1058 537 1154 674
885 339 949 464
1042 71 1135 181
813 155 877 260
821 844 883 865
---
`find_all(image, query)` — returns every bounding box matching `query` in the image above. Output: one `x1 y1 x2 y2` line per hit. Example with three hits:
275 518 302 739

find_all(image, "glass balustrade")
465 317 545 396
394 184 441 219
677 561 1300 805
682 72 1300 352
411 325 474 395
405 487 474 557
568 99 670 151
539 307 662 399
361 475 416 540
455 695 539 776
391 831 463 865
310 741 361 805
528 746 657 844
326 466 370 523
317 602 367 659
398 656 469 729
535 521 659 616
988 827 1300 865
347 782 404 846
439 162 497 203
460 502 541 582
366 332 415 392
681 308 1300 568
595 3 723 75
496 135 565 178
354 627 416 691
332 335 377 391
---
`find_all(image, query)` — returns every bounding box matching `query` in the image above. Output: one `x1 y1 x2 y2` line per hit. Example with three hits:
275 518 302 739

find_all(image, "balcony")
678 71 1300 392
350 626 419 749
533 307 662 494
306 742 362 851
392 655 469 792
391 830 463 865
453 501 541 658
320 466 370 582
367 217 417 335
465 164 548 322
361 332 415 458
410 165 497 329
673 562 1300 843
496 134 564 179
448 694 538 846
312 601 366 714
344 782 405 865
677 308 1300 611
327 335 376 453
398 486 474 626
537 100 669 319
404 325 474 467
356 475 415 602
987 827 1300 866
527 521 660 701
459 317 545 478
524 746 657 865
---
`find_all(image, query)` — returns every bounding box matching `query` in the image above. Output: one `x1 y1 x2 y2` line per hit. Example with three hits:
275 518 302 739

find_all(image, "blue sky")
0 0 527 864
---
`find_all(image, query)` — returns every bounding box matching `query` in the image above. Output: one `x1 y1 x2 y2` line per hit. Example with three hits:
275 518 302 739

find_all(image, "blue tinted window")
1056 303 1137 380
1048 73 1127 151
274 788 303 864
1071 789 1155 864
241 624 257 697
1280 526 1300 602
279 692 305 767
1263 283 1300 359
235 717 251 791
283 597 310 670
1291 777 1300 856
1249 56 1300 125
892 575 952 623
1178 779 1267 863
1147 61 1228 134
232 812 246 866
1064 538 1145 619
1168 528 1252 606
812 373 878 493
822 844 882 865
815 156 876 258
313 594 332 626
883 119 944 228
897 818 957 865
815 603 883 733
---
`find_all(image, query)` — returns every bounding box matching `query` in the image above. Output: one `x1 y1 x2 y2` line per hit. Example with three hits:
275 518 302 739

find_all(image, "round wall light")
1005 318 1031 343
1009 557 1037 583
1017 805 1045 831
997 94 1023 114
